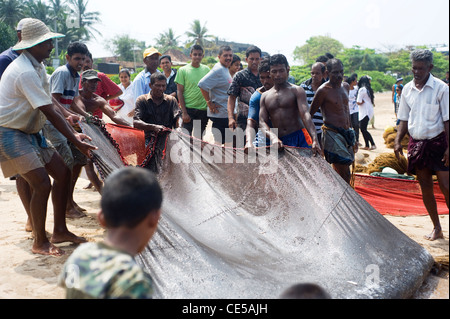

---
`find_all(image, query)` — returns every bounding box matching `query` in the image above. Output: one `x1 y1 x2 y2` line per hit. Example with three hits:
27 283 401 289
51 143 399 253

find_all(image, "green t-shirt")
175 63 210 110
58 242 153 299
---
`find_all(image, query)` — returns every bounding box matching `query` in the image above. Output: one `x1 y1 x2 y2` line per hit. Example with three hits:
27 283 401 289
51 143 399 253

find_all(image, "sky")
83 0 449 66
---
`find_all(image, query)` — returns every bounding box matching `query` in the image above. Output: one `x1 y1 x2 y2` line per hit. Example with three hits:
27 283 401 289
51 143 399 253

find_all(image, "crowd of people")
0 18 448 299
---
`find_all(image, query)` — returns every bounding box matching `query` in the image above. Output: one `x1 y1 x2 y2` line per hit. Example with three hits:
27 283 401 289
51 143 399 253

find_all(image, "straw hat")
13 18 65 51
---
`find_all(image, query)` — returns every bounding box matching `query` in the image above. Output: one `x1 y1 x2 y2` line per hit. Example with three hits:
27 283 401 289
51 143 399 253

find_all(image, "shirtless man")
310 58 357 185
72 70 131 193
259 54 321 156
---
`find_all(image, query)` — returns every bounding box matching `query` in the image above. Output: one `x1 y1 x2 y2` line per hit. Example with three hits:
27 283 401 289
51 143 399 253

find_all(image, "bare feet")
25 218 33 232
32 241 65 256
424 228 444 241
66 207 86 219
83 182 93 190
51 231 87 245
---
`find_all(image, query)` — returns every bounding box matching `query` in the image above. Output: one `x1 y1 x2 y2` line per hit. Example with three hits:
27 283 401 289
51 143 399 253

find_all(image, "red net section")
354 174 448 216
104 123 147 166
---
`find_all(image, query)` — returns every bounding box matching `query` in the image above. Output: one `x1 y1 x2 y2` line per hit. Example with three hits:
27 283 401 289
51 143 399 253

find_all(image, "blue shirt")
132 68 160 102
0 48 20 79
248 89 270 147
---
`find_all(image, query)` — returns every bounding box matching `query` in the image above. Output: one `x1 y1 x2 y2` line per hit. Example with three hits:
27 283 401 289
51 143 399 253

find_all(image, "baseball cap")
143 47 161 59
81 69 102 81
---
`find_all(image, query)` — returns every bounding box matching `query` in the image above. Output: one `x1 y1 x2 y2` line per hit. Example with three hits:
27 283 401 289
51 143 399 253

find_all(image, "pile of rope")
356 153 409 175
383 126 409 149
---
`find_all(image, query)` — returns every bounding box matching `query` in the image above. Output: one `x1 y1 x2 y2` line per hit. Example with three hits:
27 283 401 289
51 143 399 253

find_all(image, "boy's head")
66 42 88 72
99 167 163 250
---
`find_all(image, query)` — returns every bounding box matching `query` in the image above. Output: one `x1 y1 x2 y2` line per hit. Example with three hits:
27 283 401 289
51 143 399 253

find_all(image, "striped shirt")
50 64 80 109
301 78 325 134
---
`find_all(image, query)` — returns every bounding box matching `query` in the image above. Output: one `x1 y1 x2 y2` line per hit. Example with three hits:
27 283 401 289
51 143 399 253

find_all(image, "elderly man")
133 47 162 102
0 19 96 256
395 49 449 241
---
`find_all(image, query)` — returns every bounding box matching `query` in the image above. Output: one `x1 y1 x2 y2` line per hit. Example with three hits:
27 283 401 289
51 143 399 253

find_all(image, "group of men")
0 18 448 259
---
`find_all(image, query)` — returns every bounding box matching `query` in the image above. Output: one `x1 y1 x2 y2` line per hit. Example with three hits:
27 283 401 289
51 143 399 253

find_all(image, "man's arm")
394 120 408 161
99 100 131 127
227 95 238 130
177 83 191 123
200 88 219 114
259 95 282 149
443 121 449 167
39 104 97 157
296 86 321 156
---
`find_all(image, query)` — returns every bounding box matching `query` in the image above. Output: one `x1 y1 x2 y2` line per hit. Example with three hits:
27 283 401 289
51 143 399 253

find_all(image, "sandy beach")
0 91 448 299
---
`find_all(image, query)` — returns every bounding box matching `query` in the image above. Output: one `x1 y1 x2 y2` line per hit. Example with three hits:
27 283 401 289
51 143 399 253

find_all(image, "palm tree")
155 28 181 53
185 20 214 48
0 0 25 28
67 0 101 41
23 0 52 26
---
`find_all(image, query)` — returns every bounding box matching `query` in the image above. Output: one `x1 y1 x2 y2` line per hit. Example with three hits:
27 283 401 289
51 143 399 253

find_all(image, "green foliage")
337 46 388 73
358 71 397 92
0 21 17 52
105 34 146 62
289 65 312 85
46 66 55 75
293 36 344 65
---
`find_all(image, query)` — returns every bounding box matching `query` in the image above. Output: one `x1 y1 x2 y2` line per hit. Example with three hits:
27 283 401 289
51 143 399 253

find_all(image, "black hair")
357 76 375 105
269 54 289 68
150 72 167 85
345 74 357 84
246 45 262 58
218 45 232 56
119 68 131 77
67 42 88 57
326 58 343 72
316 55 329 63
325 53 334 59
190 44 204 54
85 51 93 61
101 167 163 228
258 56 271 74
231 54 241 65
159 55 172 63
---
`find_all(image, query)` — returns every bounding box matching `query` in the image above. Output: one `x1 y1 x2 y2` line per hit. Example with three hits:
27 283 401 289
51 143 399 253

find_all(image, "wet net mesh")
79 120 435 299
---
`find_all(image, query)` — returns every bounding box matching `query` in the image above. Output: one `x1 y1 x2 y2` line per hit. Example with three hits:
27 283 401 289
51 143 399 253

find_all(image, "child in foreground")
58 167 163 299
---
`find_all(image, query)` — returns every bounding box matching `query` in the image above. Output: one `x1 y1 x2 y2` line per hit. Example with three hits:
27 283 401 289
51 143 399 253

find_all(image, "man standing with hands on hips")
395 49 449 241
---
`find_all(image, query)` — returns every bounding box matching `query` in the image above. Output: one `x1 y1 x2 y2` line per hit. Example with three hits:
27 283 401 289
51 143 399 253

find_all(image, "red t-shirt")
79 72 122 118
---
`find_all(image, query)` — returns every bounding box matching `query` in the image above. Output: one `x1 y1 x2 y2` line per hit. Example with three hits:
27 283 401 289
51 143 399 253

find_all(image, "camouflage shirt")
58 242 154 299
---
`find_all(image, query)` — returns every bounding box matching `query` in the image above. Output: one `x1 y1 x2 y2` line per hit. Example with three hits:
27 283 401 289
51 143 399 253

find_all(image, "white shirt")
116 82 135 126
398 75 449 140
356 86 374 121
0 51 50 134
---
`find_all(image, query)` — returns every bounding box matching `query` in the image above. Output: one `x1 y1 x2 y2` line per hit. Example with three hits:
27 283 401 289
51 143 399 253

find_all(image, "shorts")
0 127 56 178
280 129 312 148
43 122 74 169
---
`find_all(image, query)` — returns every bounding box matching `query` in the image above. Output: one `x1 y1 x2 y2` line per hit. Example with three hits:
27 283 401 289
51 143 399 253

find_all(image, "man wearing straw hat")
0 18 97 256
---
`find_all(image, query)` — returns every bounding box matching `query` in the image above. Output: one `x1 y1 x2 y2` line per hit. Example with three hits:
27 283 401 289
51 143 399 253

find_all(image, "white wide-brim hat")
13 18 65 51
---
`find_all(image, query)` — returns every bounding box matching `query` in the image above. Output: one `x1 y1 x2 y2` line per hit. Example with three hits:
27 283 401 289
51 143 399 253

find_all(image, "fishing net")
79 119 435 299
